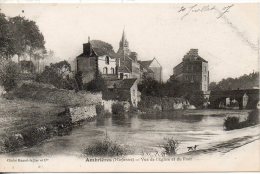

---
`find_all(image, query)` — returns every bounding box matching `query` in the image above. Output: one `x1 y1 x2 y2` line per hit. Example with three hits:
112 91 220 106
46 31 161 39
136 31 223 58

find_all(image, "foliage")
138 76 188 98
0 60 20 91
162 137 180 155
84 136 125 156
9 16 46 60
0 13 15 59
223 110 259 131
96 104 105 115
85 72 106 92
209 72 259 91
36 60 74 89
138 76 162 96
246 109 259 125
75 71 83 91
3 134 24 152
224 116 240 130
186 93 207 108
112 103 125 115
0 12 46 61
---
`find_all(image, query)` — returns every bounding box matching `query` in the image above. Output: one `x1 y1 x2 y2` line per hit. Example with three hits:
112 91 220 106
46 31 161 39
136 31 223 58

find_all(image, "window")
105 56 109 64
204 75 207 81
103 67 108 74
204 84 207 91
111 68 114 74
120 73 123 79
204 66 206 72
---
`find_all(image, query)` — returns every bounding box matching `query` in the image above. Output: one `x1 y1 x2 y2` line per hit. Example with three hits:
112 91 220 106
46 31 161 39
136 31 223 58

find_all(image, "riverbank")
179 124 260 159
0 82 102 153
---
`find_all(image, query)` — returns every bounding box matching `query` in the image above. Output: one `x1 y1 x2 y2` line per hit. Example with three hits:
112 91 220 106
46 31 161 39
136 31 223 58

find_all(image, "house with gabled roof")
102 78 141 112
76 38 118 83
103 78 140 107
138 57 162 83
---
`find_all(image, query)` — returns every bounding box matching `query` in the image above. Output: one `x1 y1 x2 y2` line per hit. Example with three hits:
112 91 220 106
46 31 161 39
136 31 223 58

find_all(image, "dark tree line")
0 12 46 91
0 12 46 61
209 72 259 91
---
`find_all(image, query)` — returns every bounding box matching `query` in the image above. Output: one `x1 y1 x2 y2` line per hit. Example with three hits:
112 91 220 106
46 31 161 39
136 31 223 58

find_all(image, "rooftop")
106 78 137 89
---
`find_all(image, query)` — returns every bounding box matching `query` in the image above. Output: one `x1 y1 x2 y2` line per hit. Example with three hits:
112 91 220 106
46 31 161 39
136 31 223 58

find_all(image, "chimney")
188 49 198 56
83 36 92 56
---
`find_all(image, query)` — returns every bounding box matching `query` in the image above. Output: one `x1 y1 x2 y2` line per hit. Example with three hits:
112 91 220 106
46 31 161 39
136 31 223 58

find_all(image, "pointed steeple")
119 28 129 49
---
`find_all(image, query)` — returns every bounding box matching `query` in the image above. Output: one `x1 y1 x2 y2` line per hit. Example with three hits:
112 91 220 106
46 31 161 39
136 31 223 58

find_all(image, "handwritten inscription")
178 4 234 20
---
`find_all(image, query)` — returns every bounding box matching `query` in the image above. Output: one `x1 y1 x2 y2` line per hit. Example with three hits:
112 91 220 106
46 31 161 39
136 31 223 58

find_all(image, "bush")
0 60 20 91
36 60 75 90
224 116 240 130
84 137 125 156
246 109 259 125
85 72 106 92
96 104 104 115
112 103 125 115
162 137 179 155
3 134 24 152
224 110 259 131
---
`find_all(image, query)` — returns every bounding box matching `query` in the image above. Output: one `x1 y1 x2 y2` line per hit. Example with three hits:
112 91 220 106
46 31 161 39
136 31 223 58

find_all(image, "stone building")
103 78 140 108
116 30 141 80
75 30 163 84
138 58 162 83
76 38 117 83
171 49 209 92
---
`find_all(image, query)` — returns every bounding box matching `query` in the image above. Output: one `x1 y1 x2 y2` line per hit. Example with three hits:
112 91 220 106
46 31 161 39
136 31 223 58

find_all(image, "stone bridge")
209 89 259 109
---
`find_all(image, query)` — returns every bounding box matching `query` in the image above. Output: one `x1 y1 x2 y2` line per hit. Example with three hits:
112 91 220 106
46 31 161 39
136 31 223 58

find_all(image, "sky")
0 3 259 82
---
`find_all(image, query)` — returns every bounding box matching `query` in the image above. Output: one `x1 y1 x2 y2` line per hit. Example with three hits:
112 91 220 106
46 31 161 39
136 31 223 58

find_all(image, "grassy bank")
6 82 101 107
0 82 101 153
0 97 72 152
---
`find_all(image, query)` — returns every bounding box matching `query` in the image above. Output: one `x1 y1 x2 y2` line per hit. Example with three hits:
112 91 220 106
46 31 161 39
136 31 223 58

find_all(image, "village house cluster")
75 29 162 108
14 29 258 110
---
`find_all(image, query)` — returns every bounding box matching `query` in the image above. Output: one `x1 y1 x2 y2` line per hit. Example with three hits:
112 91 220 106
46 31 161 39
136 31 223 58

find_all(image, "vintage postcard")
0 1 259 172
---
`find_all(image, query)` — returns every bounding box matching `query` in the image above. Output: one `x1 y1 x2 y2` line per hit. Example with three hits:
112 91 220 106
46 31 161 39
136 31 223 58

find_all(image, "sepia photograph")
0 1 259 172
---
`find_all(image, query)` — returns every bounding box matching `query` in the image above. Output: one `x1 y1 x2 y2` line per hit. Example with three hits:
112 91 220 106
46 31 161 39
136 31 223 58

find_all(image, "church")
116 29 162 82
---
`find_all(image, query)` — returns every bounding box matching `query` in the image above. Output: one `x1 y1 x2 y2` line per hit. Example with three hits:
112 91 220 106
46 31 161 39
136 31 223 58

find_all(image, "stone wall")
69 105 97 123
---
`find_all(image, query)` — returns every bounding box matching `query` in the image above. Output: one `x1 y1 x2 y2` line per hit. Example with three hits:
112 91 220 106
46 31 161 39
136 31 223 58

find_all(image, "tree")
209 82 221 91
36 60 74 89
9 16 46 63
209 72 259 91
138 76 161 96
75 71 83 91
85 71 106 92
0 13 15 59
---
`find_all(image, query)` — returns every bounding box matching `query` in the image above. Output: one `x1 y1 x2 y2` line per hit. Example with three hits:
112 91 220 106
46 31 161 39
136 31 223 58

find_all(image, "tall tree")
0 13 15 59
9 15 46 63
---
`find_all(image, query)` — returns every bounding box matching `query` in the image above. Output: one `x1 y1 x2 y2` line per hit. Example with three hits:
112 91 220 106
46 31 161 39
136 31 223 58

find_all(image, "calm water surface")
12 109 250 156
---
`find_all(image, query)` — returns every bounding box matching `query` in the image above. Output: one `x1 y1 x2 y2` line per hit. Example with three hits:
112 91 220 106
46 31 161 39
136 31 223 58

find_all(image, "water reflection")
138 111 204 123
10 110 248 156
111 114 131 127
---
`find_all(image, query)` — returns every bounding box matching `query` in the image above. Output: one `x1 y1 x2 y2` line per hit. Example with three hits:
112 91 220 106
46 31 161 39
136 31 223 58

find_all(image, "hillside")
209 72 259 91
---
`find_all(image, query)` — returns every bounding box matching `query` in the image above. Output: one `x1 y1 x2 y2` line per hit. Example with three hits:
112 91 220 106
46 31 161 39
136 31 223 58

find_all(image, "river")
10 109 251 157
